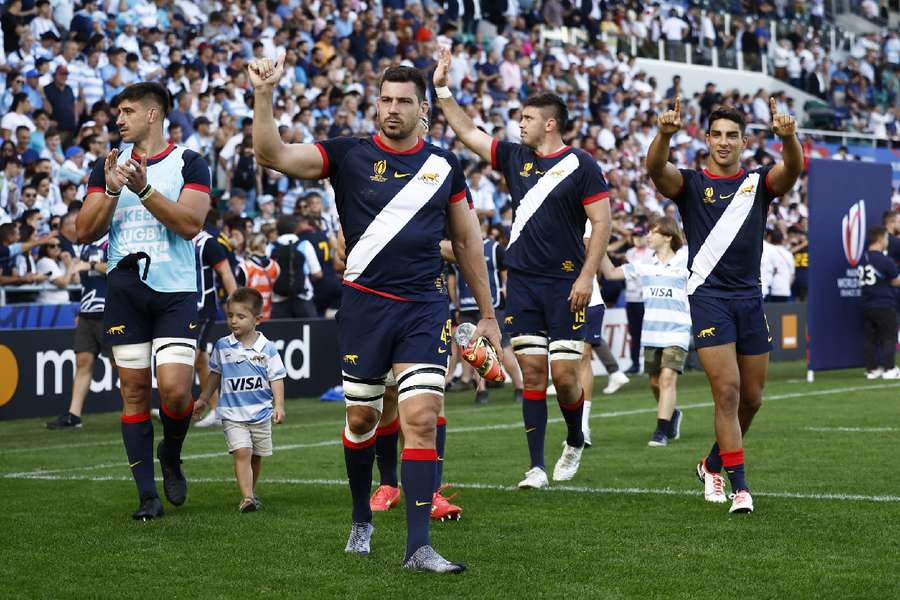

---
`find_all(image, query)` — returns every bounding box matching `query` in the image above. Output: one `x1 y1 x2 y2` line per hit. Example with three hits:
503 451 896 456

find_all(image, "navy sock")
721 448 749 492
655 418 671 435
558 390 585 448
121 413 157 500
522 389 548 469
374 417 400 487
343 431 376 524
706 442 723 473
159 400 193 460
402 448 437 560
435 417 447 491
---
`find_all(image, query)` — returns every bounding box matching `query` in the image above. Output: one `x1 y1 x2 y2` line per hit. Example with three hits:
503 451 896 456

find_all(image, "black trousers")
272 297 317 319
626 301 644 369
863 307 898 370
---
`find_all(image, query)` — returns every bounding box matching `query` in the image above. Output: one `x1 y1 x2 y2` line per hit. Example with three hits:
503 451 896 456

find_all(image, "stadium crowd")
0 0 899 312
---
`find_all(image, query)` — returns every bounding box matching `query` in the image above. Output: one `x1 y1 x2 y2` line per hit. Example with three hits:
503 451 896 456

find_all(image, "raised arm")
766 97 803 196
646 96 685 199
433 47 495 163
248 54 326 180
600 255 625 280
77 150 124 243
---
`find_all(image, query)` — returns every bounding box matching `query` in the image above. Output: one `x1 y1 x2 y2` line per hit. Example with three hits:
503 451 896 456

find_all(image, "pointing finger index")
674 95 681 115
770 97 777 114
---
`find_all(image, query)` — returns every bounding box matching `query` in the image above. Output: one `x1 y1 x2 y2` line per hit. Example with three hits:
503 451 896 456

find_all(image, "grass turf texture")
1 360 898 599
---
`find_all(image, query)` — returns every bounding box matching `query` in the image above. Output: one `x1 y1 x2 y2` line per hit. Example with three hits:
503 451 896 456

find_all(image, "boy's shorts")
644 346 688 376
223 418 273 456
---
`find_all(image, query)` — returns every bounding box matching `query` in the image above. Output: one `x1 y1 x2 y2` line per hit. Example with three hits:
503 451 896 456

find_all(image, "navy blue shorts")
506 270 585 341
584 305 606 347
103 267 199 346
337 285 450 379
689 295 772 355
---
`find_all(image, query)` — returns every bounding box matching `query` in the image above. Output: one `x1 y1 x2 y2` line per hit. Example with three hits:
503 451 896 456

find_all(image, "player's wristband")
105 187 121 197
138 184 154 202
435 86 453 99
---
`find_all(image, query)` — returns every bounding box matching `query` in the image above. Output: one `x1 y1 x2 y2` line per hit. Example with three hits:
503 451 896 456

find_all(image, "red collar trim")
373 134 424 155
132 142 175 162
535 145 571 159
703 167 746 180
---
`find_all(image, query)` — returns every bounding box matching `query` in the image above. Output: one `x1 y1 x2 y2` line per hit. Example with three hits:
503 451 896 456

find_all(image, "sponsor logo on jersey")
697 327 716 338
561 260 575 272
519 162 534 177
107 325 126 335
225 376 266 392
370 160 388 182
703 187 715 204
649 287 673 298
393 171 411 178
719 192 735 200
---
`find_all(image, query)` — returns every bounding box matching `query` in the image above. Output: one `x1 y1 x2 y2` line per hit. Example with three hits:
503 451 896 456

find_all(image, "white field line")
4 472 899 504
3 382 898 463
804 427 897 433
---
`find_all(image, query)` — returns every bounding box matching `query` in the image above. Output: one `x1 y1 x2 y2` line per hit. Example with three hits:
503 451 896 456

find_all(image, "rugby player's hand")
273 406 285 424
657 96 682 135
248 53 285 90
769 97 796 139
473 317 502 356
104 148 123 193
568 274 592 312
433 46 451 88
192 398 207 420
117 156 148 194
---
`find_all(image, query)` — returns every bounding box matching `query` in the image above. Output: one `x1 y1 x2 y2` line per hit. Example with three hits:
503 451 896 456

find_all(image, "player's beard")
378 114 419 140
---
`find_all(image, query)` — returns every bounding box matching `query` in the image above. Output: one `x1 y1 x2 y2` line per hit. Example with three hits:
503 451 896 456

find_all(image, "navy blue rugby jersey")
316 135 471 302
490 140 609 280
858 250 898 309
673 166 777 299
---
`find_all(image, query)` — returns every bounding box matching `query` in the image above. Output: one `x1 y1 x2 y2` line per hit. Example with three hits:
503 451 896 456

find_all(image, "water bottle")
454 322 504 382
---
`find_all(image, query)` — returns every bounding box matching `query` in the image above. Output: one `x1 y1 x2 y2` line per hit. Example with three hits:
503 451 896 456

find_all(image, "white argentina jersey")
209 332 287 423
87 143 211 293
622 248 692 351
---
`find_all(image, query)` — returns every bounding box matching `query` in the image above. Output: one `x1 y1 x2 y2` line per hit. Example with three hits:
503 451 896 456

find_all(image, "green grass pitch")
1 360 898 599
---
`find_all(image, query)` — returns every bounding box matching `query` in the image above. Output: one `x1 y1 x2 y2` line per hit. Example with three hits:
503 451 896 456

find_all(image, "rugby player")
250 55 500 573
434 47 611 488
646 97 802 513
76 82 211 519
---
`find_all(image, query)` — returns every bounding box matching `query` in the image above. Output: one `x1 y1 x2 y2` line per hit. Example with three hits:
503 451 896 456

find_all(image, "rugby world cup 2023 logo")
841 199 866 267
836 200 866 297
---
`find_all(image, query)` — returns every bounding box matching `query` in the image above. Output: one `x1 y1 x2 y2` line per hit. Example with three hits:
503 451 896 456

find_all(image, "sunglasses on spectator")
47 244 61 248
15 80 24 85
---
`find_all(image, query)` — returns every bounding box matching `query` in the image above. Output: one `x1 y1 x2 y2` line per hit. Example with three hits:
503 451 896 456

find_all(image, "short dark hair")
276 214 298 236
522 93 568 132
113 82 171 116
0 223 17 243
228 287 263 316
650 216 684 252
378 66 427 102
868 224 887 244
706 105 746 135
883 209 898 224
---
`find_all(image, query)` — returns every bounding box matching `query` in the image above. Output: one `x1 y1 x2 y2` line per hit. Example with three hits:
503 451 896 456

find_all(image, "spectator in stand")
41 65 76 145
34 234 76 304
269 215 321 319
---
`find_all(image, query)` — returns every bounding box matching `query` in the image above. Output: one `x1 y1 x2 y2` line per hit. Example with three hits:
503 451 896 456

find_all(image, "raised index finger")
769 96 777 116
673 95 681 116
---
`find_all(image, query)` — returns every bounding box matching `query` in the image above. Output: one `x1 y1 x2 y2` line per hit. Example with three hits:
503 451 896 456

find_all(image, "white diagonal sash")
345 154 451 281
507 153 580 248
686 172 760 295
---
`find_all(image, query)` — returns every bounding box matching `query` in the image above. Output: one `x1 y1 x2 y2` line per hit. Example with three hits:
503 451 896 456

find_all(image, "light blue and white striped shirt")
209 332 287 423
622 248 692 351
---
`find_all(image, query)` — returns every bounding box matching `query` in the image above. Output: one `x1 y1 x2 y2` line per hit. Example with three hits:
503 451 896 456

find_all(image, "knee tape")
343 371 385 413
512 334 549 356
343 416 378 445
549 339 585 362
153 337 197 366
112 342 152 369
396 363 447 402
384 368 397 388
